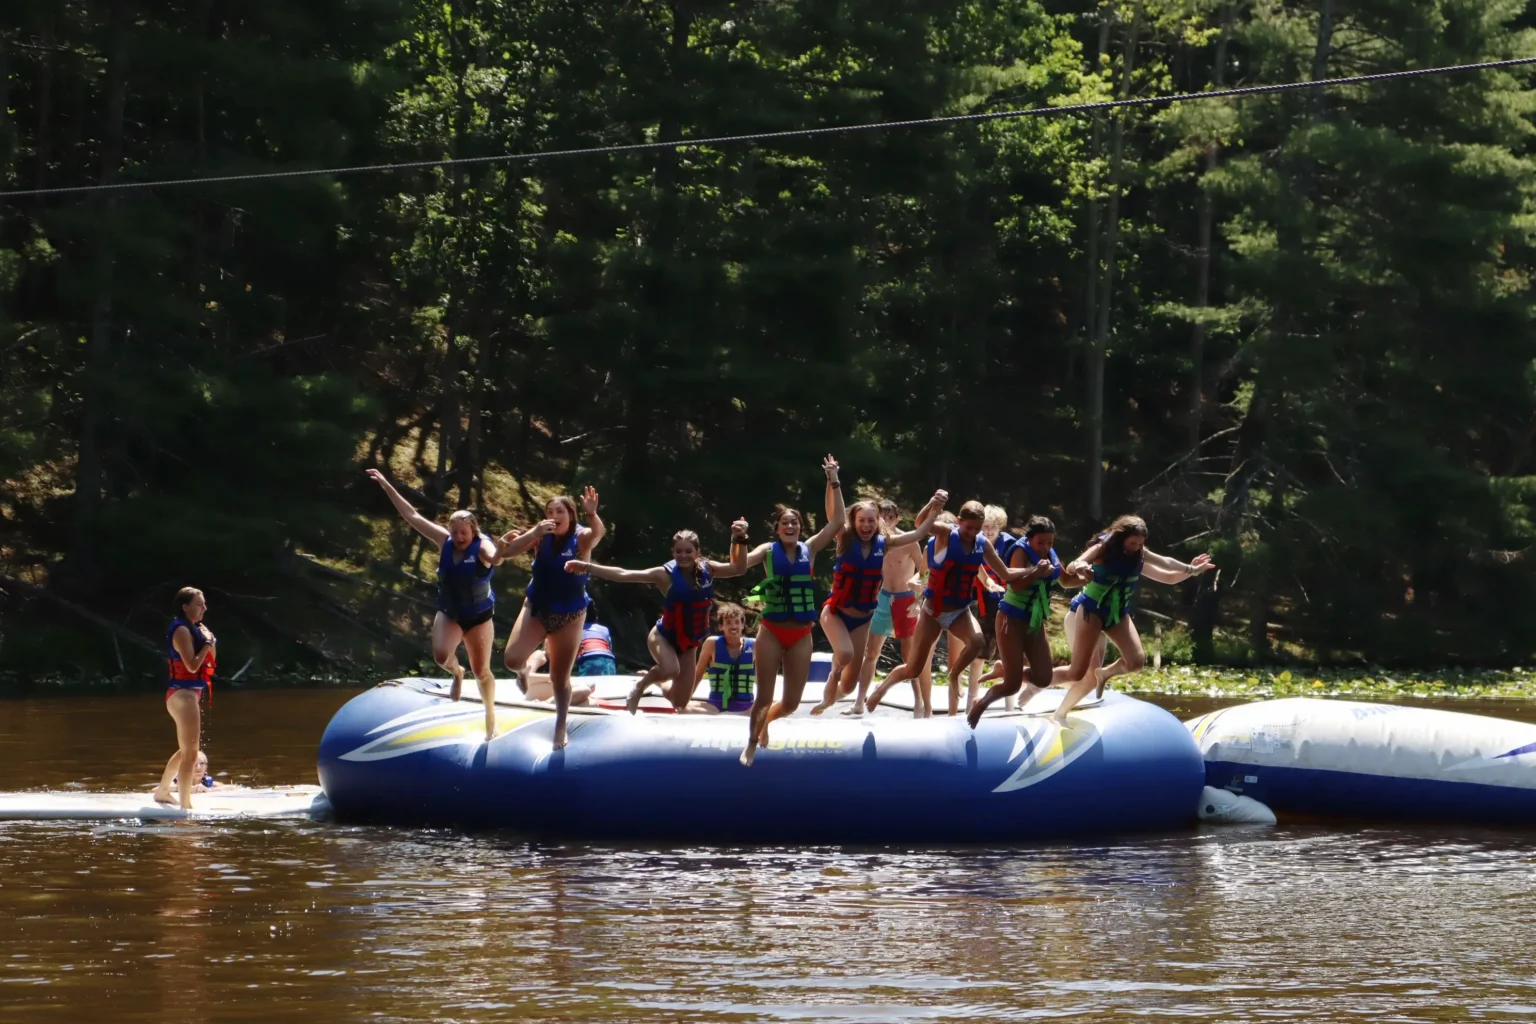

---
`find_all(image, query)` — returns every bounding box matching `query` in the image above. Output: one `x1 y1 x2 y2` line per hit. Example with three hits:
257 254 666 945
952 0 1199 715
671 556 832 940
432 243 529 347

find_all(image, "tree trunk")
33 11 56 204
1187 6 1232 452
1083 19 1109 523
1088 7 1139 522
71 0 134 571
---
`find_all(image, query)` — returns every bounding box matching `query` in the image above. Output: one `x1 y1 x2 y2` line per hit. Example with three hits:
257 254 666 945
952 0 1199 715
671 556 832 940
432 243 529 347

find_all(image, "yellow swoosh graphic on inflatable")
339 706 550 762
992 719 1101 793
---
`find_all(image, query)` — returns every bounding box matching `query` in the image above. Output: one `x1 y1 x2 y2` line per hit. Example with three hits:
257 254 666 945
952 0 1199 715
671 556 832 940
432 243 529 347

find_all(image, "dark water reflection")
2 689 1535 1022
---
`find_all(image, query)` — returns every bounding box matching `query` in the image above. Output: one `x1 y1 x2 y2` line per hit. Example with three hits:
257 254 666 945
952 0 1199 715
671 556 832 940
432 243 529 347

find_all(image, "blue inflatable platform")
317 678 1205 842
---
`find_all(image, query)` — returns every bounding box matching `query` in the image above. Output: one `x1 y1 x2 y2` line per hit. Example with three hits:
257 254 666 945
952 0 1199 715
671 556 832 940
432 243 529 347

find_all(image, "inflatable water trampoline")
1189 697 1536 825
317 677 1205 842
0 785 329 822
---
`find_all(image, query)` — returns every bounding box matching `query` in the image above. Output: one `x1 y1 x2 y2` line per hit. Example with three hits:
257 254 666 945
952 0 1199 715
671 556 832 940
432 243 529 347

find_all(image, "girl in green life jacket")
1051 514 1214 726
736 455 846 766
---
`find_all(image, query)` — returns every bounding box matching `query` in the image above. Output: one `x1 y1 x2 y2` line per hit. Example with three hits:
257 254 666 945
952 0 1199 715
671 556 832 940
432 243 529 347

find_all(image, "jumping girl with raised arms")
566 519 750 712
367 469 502 740
865 501 1040 717
738 455 846 766
810 490 946 716
1051 515 1214 726
500 487 605 750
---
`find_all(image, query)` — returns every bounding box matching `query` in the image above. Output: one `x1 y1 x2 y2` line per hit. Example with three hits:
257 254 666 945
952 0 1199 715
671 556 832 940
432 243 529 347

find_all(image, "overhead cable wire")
3 54 1535 200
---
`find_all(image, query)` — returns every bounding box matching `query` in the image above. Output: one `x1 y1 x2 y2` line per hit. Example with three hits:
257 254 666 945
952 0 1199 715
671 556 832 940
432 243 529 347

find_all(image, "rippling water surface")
2 689 1536 1022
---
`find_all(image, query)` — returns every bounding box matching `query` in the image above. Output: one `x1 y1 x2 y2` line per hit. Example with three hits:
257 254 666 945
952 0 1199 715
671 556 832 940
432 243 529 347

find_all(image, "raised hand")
930 489 948 508
581 486 600 516
365 468 387 486
1189 553 1216 574
822 454 840 483
730 518 749 539
533 519 556 537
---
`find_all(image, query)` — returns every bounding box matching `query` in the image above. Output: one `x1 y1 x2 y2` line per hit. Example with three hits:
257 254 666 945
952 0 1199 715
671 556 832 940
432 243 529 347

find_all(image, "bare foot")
552 729 569 750
840 702 866 717
152 787 174 805
966 702 985 729
449 671 464 702
865 686 889 714
1050 713 1069 728
809 700 834 716
739 744 756 767
1094 668 1107 700
626 683 648 715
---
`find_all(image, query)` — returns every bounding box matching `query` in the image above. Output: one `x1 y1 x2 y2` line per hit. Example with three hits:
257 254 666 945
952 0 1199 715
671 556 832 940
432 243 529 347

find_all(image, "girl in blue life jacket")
735 455 846 766
809 490 946 717
368 469 503 742
566 519 751 712
1051 514 1214 726
498 487 606 751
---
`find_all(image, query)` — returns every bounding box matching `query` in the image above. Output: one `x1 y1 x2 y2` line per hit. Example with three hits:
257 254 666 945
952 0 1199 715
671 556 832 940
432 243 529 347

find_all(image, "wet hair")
672 529 706 587
715 601 749 627
545 495 580 542
957 500 986 522
982 504 1008 531
837 501 886 556
1024 515 1056 538
448 509 480 536
1098 514 1149 560
173 587 204 618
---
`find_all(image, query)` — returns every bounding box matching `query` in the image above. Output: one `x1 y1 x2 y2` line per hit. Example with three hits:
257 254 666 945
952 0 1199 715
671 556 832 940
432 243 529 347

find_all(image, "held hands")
565 559 590 575
581 486 600 516
929 489 948 510
730 518 749 540
822 455 840 484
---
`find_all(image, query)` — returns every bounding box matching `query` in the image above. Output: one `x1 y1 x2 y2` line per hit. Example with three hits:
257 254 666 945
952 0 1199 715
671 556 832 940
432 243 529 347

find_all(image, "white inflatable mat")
0 785 328 821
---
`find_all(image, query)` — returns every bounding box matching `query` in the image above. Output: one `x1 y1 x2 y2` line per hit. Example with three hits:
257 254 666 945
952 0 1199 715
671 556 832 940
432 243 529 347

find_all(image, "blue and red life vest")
830 535 886 612
524 531 590 616
657 559 714 649
925 527 985 612
167 616 216 691
436 535 495 620
576 623 614 666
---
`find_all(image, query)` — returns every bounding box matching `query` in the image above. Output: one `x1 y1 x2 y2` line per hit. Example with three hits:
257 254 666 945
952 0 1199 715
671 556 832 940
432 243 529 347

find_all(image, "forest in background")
5 0 1536 686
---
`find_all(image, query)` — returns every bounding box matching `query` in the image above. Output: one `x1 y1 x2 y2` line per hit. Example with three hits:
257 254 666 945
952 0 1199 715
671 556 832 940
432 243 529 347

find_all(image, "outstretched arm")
887 490 949 548
706 519 753 578
808 455 845 554
366 469 449 546
983 538 1044 584
494 520 555 563
578 486 604 557
565 560 670 586
1141 549 1216 585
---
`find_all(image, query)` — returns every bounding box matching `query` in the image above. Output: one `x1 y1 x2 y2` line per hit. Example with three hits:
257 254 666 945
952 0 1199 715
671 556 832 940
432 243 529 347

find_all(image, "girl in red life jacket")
865 500 1043 718
809 490 947 717
566 520 751 713
152 587 216 809
367 469 503 742
735 455 846 767
497 487 605 751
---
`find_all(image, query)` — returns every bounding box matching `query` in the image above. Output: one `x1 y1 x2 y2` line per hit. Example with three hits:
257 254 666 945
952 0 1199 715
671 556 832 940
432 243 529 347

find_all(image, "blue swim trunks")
574 655 618 677
870 589 895 635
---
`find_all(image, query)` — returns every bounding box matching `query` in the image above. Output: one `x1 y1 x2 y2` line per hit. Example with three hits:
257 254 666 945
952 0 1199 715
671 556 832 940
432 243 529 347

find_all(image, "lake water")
2 688 1535 1022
